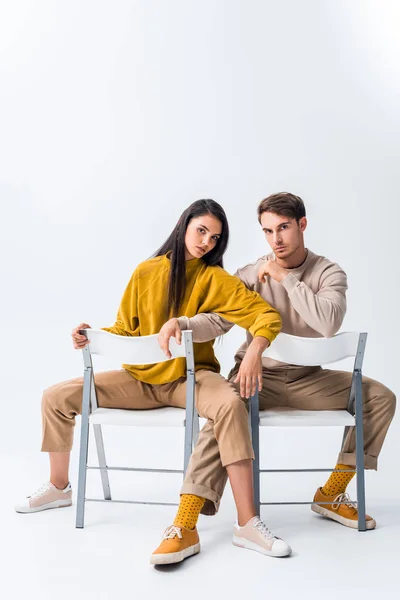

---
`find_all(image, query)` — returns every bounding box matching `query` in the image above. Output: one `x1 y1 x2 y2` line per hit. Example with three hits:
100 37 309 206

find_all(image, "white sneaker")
233 516 292 557
15 482 72 513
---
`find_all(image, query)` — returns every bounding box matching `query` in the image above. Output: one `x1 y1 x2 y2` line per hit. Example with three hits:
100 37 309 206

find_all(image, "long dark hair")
153 199 229 318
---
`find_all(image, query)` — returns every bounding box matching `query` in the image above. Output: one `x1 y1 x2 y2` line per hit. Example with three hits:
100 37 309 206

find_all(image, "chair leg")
183 369 195 475
76 367 92 529
250 390 261 516
93 424 112 501
354 370 367 532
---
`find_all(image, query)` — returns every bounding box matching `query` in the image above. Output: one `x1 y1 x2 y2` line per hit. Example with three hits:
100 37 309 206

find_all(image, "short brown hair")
257 192 306 223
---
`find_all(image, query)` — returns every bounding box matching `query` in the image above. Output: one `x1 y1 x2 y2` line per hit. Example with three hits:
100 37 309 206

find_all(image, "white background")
1 1 399 599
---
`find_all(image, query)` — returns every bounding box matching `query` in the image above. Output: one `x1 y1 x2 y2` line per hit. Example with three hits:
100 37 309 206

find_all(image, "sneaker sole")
232 536 292 558
15 499 72 513
150 543 200 565
311 503 376 529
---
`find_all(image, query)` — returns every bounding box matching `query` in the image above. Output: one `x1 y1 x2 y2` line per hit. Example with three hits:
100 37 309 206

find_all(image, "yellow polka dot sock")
320 463 355 497
173 494 206 530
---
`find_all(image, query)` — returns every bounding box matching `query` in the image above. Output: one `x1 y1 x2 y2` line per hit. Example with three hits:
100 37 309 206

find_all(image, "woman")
15 199 292 562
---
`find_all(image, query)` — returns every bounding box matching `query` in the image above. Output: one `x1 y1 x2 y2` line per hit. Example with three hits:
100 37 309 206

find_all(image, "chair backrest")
263 332 364 366
82 329 191 365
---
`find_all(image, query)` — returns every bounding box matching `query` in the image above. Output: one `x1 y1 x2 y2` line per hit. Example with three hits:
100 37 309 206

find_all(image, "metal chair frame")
249 332 368 531
75 329 198 528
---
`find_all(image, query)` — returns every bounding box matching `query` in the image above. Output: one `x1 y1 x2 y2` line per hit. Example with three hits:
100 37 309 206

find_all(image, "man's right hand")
158 318 182 359
233 336 269 398
72 323 92 349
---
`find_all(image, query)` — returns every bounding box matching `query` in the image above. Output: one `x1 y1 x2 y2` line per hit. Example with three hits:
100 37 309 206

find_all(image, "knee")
371 382 396 419
386 390 396 418
216 397 247 421
41 384 61 416
230 377 240 394
41 380 80 416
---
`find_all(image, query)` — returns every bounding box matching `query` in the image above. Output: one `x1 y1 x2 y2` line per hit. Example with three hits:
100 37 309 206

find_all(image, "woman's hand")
71 323 91 349
158 318 182 359
234 337 269 398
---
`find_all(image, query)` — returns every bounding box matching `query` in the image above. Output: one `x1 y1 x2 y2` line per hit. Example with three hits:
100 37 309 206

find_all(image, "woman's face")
184 214 222 260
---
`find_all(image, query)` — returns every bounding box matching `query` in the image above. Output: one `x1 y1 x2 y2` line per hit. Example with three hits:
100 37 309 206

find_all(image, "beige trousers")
41 369 254 468
182 365 396 515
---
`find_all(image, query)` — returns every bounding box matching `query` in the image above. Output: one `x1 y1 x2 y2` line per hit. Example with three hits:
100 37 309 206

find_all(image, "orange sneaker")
311 488 376 530
150 525 200 565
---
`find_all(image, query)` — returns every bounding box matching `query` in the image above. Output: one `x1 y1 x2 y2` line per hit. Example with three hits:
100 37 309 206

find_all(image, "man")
157 192 396 549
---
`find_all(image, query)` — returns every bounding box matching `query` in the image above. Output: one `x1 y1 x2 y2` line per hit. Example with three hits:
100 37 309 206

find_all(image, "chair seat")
90 406 186 427
259 407 355 427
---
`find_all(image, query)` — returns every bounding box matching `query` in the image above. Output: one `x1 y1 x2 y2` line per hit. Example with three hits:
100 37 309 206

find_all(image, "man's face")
260 211 307 259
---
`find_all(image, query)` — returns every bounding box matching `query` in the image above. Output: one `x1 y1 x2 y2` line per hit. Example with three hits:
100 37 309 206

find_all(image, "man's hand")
258 258 288 283
158 318 182 359
72 323 91 349
234 337 270 398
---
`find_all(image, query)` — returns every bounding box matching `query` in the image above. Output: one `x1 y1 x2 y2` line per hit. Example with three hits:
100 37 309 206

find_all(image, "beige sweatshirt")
178 249 348 370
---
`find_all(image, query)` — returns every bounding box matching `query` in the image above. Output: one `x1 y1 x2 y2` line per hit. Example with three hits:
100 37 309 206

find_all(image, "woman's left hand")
158 318 182 359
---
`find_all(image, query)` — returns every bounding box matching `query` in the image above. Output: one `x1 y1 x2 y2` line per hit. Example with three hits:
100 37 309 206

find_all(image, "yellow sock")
173 494 206 530
321 463 355 497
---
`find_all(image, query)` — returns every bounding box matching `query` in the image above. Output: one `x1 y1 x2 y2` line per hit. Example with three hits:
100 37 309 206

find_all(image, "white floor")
4 440 400 600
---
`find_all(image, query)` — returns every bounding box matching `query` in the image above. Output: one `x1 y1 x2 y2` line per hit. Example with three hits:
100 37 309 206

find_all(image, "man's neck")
275 245 308 269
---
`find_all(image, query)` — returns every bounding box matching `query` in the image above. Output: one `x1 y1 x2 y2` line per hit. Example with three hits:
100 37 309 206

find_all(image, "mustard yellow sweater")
103 254 282 384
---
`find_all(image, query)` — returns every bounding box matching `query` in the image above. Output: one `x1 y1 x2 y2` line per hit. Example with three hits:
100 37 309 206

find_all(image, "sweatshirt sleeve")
177 266 265 343
281 263 347 337
195 268 282 343
178 313 234 342
101 270 140 337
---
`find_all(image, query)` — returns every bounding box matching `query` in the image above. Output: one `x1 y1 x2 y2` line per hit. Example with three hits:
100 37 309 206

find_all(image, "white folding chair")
249 331 368 531
75 329 199 528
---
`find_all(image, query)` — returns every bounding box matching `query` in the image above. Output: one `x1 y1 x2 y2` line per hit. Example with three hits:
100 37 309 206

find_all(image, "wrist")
249 336 270 354
177 316 189 330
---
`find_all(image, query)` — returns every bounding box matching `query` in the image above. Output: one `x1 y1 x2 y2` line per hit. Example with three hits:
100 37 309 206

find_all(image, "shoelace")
332 492 358 513
29 482 53 500
253 518 276 540
162 525 183 540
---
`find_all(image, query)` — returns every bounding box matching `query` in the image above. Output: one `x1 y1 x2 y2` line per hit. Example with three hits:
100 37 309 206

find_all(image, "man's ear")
299 216 307 233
